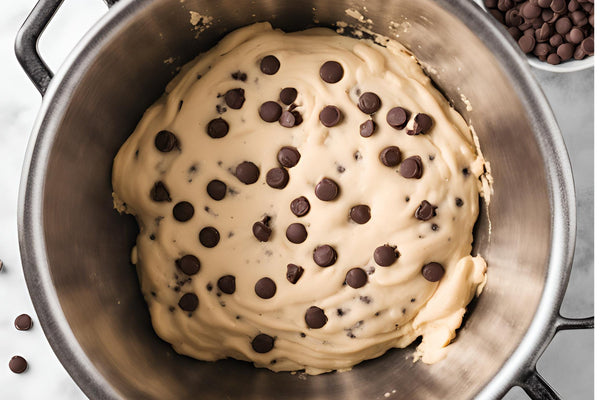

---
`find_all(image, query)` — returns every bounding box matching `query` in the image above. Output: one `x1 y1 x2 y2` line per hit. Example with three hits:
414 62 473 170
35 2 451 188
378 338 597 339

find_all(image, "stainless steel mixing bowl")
15 0 593 399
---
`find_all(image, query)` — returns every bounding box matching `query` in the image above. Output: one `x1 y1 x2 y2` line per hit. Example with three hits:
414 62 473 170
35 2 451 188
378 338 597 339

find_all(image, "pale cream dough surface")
112 22 487 374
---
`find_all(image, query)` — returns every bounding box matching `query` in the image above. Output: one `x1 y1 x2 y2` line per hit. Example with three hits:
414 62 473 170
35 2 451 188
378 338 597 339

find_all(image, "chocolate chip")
456 198 464 207
305 306 328 328
278 146 301 168
178 293 199 311
357 92 382 114
415 200 437 221
265 167 289 189
350 205 371 224
259 101 282 123
551 0 567 13
556 16 573 34
279 111 296 128
224 88 245 109
319 105 342 127
547 53 561 64
217 275 236 294
379 146 401 167
568 27 585 44
558 42 575 59
345 268 368 289
422 262 445 282
374 245 399 266
286 223 307 244
231 71 247 81
207 179 227 200
315 178 339 201
9 356 27 374
176 255 201 275
199 227 220 248
14 314 32 331
360 119 376 137
319 61 344 83
571 10 588 26
523 2 542 18
173 201 194 222
207 118 229 138
408 113 433 135
290 196 310 217
280 87 298 105
313 245 337 267
253 219 272 242
549 33 564 47
260 55 280 75
150 181 171 202
252 334 275 353
292 110 303 126
235 161 260 184
386 107 409 129
155 130 178 152
255 277 277 299
535 42 553 57
400 156 423 179
582 36 594 54
286 264 304 284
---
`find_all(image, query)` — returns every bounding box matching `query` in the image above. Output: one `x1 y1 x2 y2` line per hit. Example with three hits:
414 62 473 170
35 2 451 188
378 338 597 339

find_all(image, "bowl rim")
17 0 576 399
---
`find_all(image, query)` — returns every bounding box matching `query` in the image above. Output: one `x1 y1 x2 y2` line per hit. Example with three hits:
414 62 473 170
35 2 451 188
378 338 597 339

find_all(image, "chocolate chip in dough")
253 218 272 242
319 61 344 83
199 227 220 248
260 55 280 75
178 293 199 311
286 223 308 244
400 156 423 179
173 201 194 222
231 71 247 81
14 314 32 331
176 255 201 275
224 88 245 109
422 262 445 282
357 92 382 114
266 167 290 189
290 196 310 217
9 356 27 374
415 200 437 221
374 245 399 266
286 264 304 284
305 306 328 328
235 161 260 184
313 245 337 267
456 197 464 207
345 268 368 289
207 179 227 200
350 205 371 224
259 101 283 123
277 146 301 168
292 110 303 126
360 119 376 137
255 277 277 299
319 105 342 127
315 178 339 201
217 275 236 294
279 87 298 105
407 113 433 135
379 146 402 167
150 181 171 202
279 111 296 128
155 130 178 152
207 118 229 138
386 107 409 129
252 334 275 353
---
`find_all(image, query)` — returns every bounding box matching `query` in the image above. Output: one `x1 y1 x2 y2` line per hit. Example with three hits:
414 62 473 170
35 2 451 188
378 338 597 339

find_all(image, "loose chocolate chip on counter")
176 255 201 275
400 156 423 179
260 55 280 75
456 197 464 207
350 205 371 224
519 34 537 53
255 277 277 299
266 167 290 189
280 87 298 105
286 264 304 284
360 119 376 137
290 196 311 217
207 118 229 138
415 200 437 221
14 314 32 331
224 88 245 109
345 268 368 289
422 262 445 282
305 306 328 329
379 146 402 167
407 113 433 135
319 61 344 83
155 130 178 152
207 179 227 200
259 101 283 123
286 223 308 244
319 105 342 127
386 107 409 129
253 218 272 242
279 111 296 128
278 146 301 168
178 293 199 311
217 275 236 294
199 227 220 248
150 181 171 202
357 92 382 114
313 245 337 267
9 356 27 374
252 333 275 353
235 161 260 184
374 245 399 266
173 201 194 222
315 178 339 201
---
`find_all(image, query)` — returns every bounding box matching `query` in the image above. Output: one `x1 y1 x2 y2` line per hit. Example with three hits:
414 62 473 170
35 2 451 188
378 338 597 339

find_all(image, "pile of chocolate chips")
484 0 594 64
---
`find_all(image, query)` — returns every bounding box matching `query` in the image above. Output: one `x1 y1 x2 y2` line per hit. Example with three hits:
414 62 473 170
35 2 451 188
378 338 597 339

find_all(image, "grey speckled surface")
0 1 593 399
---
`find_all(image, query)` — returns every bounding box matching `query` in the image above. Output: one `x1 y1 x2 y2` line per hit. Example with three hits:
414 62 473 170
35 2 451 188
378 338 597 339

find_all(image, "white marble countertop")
0 1 593 399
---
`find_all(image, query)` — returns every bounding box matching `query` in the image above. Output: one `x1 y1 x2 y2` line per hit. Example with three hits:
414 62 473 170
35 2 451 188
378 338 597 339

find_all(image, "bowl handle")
14 0 119 96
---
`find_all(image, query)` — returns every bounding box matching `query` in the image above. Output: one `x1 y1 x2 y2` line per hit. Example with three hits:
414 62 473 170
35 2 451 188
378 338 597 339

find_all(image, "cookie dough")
112 22 487 374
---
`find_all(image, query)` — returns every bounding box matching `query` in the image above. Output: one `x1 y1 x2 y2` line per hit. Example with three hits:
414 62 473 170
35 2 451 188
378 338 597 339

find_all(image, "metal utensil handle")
14 0 117 96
